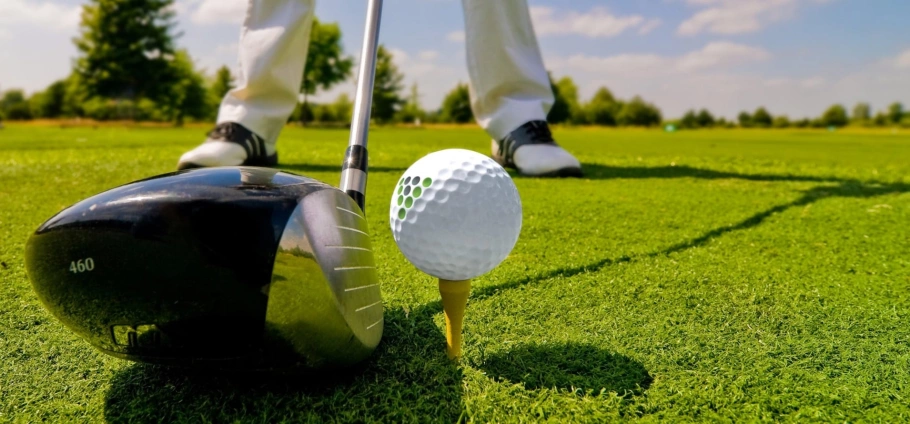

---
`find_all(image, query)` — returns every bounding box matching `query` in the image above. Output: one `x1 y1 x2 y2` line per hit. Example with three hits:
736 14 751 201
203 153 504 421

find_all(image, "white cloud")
197 42 239 74
550 42 770 77
678 0 829 36
763 78 791 87
547 44 909 120
638 19 663 35
762 76 826 90
388 48 410 62
446 31 465 42
676 41 770 71
893 49 910 69
549 54 666 77
419 50 440 61
386 48 446 79
0 0 81 30
530 6 647 38
170 0 201 16
215 43 239 55
191 0 247 25
799 77 826 88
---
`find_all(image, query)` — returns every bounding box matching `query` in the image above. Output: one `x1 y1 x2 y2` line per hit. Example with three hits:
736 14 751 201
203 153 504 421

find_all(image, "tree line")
0 0 907 130
673 103 908 129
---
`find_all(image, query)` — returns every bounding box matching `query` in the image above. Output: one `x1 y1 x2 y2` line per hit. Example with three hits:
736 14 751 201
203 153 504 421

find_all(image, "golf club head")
24 167 383 372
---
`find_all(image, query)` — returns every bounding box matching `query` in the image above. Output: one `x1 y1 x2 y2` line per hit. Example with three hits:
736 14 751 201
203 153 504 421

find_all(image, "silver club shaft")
340 0 384 212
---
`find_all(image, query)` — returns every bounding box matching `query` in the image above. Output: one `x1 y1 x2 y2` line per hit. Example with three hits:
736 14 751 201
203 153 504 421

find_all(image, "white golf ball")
389 149 522 281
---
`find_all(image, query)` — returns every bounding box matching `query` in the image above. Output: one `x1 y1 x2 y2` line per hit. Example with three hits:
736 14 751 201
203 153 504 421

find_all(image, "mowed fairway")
1 124 909 422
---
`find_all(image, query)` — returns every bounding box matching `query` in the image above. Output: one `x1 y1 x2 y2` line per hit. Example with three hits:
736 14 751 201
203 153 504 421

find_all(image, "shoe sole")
491 154 583 178
521 167 584 178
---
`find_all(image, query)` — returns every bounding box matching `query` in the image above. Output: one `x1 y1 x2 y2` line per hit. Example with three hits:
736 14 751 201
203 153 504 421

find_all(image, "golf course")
1 124 908 422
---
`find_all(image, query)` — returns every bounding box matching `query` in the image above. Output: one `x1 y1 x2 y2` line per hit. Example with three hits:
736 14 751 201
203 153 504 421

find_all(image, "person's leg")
178 0 315 170
461 0 582 177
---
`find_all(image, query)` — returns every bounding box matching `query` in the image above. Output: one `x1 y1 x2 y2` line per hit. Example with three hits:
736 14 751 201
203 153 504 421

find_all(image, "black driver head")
25 167 383 372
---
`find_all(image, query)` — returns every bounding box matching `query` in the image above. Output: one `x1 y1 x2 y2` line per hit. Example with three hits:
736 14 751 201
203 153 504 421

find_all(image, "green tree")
738 111 752 128
821 104 848 127
873 111 889 127
396 82 425 123
332 93 354 124
752 107 772 128
773 115 791 128
371 45 405 123
162 50 212 125
29 80 68 118
584 87 619 126
547 74 579 124
300 18 354 123
311 103 335 123
696 109 715 128
289 102 313 124
0 89 32 120
852 102 871 123
546 77 569 124
62 74 89 117
440 83 473 123
555 76 581 124
73 0 179 106
887 102 904 124
616 96 661 127
680 109 698 129
421 109 441 124
27 92 46 119
211 65 235 102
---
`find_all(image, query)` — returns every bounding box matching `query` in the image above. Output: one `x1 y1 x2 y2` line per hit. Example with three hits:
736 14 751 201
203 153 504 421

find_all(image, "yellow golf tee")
438 279 471 360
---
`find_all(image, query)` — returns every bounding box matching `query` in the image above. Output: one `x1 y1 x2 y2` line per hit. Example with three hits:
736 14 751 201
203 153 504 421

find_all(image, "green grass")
1 124 909 422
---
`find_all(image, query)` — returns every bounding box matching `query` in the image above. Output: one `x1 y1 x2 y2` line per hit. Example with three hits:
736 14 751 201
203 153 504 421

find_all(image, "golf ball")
390 149 522 281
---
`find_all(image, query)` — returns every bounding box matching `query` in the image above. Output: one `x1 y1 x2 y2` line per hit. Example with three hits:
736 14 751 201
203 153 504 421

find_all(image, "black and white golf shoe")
177 122 277 170
492 120 583 177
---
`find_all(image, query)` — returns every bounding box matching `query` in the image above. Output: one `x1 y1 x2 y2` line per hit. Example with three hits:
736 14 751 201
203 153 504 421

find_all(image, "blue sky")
1 0 908 119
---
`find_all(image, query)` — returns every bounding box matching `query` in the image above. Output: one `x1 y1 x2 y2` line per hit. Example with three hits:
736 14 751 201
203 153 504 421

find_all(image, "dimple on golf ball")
389 149 522 281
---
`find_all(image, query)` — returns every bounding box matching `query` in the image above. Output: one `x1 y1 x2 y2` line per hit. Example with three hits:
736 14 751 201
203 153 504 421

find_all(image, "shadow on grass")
657 180 908 256
473 342 652 397
573 163 870 184
479 168 909 299
278 163 409 175
103 307 466 423
280 160 863 183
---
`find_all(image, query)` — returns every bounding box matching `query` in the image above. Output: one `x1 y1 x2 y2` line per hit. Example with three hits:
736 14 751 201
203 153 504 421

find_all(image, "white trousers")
217 0 553 144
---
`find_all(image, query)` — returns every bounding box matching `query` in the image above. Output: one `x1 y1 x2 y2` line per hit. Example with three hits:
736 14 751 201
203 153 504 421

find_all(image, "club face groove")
335 206 366 220
336 225 370 236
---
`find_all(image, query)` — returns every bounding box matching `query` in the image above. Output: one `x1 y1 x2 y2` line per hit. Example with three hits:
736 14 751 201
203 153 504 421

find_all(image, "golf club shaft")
340 0 384 212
